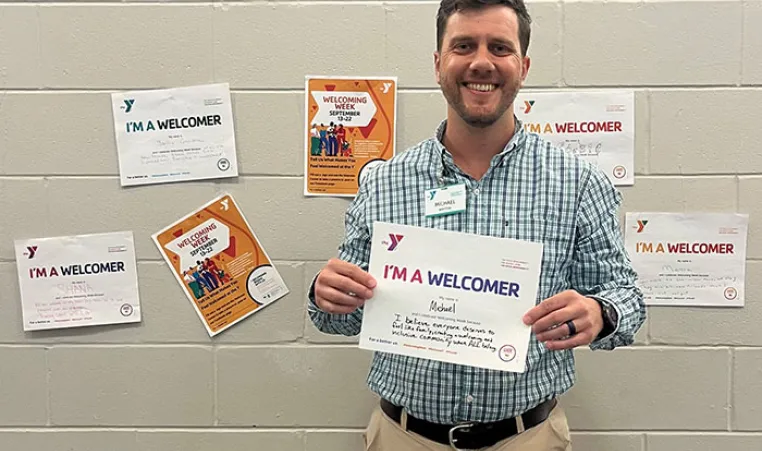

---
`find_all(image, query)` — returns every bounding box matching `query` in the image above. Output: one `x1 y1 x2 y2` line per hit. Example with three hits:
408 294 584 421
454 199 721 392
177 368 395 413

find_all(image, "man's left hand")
522 290 603 351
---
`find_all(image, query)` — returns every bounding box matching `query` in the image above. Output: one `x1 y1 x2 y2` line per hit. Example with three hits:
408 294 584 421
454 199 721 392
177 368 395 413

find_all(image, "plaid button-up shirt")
308 119 646 424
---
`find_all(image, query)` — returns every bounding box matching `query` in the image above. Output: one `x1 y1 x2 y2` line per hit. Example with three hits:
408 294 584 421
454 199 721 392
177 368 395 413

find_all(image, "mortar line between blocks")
736 175 741 211
558 0 565 87
45 347 51 427
728 347 734 431
739 0 745 87
645 313 651 346
213 345 219 427
645 89 651 176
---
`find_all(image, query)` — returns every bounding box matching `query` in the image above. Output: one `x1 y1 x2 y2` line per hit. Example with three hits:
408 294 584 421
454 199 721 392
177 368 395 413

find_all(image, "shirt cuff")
588 295 622 348
306 271 322 313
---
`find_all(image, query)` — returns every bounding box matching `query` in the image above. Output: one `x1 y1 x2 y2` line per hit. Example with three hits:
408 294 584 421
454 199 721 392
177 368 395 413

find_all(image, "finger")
522 291 573 325
320 271 374 300
315 285 365 308
531 305 583 334
535 316 590 342
544 331 592 351
315 297 358 315
328 258 377 288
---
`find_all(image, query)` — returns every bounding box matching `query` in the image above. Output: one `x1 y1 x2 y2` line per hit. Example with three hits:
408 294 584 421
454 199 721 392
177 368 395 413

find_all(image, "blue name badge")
425 184 467 217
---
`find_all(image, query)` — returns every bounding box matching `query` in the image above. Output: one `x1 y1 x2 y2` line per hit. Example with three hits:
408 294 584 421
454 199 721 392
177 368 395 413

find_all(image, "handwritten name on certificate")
359 222 543 373
625 212 749 307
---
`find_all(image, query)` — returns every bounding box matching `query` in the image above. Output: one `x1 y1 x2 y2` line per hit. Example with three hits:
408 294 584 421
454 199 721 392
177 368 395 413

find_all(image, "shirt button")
473 188 480 195
465 395 474 403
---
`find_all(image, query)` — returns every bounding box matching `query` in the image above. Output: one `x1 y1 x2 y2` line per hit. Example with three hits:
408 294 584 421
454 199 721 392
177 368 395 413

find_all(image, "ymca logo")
381 82 393 94
386 234 404 251
122 99 135 113
429 190 437 201
636 220 648 233
523 100 535 114
23 246 38 259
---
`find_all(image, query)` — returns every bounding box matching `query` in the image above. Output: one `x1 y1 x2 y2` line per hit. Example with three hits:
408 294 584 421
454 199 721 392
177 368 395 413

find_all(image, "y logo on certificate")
359 222 543 373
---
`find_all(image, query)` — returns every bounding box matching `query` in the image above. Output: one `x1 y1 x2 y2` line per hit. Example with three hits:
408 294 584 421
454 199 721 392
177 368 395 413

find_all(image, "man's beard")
441 78 519 128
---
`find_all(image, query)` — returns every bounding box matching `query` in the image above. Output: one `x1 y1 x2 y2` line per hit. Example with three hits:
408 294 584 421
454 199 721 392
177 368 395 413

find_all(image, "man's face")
434 6 530 128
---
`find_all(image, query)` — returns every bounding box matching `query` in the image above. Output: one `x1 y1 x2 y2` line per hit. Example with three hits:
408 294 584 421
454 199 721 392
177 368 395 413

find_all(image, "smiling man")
307 1 646 450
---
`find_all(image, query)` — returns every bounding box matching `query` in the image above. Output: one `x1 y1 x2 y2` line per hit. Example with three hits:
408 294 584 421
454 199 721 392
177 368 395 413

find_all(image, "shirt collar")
434 116 527 169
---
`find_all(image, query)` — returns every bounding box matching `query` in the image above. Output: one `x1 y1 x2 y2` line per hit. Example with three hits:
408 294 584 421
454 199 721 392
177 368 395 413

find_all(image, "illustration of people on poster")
152 194 289 336
304 76 397 196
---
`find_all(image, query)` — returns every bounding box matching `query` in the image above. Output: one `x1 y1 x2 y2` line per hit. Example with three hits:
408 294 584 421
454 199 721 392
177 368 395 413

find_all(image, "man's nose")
469 45 496 74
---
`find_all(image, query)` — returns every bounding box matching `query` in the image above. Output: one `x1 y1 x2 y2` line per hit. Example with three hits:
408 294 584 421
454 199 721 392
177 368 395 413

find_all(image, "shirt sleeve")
307 178 372 336
571 166 647 351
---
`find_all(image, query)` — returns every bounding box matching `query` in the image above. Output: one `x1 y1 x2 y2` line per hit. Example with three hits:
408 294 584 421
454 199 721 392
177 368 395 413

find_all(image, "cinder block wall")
1 1 760 450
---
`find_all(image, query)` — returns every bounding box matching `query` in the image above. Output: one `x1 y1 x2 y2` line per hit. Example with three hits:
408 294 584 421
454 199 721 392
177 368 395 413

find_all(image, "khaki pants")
363 402 572 451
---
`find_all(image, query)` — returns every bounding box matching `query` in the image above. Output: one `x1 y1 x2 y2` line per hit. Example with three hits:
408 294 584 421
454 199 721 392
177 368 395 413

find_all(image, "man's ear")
520 56 531 87
434 51 441 85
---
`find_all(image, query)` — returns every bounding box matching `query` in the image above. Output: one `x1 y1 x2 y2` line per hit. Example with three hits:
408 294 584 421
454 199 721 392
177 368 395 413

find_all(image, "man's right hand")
314 258 376 314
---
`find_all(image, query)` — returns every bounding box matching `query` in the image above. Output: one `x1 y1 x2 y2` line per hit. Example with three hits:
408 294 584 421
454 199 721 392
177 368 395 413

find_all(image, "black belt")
380 397 556 449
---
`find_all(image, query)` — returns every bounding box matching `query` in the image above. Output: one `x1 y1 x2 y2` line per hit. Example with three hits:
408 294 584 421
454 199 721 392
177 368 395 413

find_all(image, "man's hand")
314 258 376 314
522 290 603 350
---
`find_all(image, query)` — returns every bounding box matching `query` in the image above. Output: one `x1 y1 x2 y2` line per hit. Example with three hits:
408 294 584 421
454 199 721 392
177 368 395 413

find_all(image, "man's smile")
463 82 499 92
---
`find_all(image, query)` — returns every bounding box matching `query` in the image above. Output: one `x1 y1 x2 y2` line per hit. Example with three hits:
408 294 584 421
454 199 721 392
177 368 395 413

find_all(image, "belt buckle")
448 422 476 450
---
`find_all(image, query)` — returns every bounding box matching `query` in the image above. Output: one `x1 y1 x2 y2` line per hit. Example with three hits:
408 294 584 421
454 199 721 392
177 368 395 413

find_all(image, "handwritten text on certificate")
514 90 634 186
625 212 748 307
359 222 543 373
111 83 238 187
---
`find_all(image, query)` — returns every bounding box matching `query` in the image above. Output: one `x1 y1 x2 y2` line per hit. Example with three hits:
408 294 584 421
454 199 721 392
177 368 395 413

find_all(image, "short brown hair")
436 0 532 56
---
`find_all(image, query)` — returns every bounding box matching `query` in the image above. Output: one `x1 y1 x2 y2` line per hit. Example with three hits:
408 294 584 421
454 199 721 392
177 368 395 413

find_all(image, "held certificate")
625 212 748 307
359 222 543 373
14 232 141 331
111 83 238 186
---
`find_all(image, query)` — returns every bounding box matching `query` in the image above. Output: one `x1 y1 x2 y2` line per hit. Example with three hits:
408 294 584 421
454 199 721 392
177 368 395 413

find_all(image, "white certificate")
514 90 635 186
111 83 238 186
625 213 748 307
14 232 141 331
359 222 543 373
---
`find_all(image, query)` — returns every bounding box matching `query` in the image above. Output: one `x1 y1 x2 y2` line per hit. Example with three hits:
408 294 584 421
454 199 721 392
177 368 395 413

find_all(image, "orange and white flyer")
305 76 397 196
152 193 289 336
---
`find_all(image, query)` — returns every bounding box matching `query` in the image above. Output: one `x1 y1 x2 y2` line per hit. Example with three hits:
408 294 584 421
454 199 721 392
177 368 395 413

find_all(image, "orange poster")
305 76 397 196
152 193 289 336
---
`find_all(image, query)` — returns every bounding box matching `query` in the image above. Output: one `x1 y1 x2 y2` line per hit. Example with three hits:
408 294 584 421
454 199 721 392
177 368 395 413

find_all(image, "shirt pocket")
505 209 575 277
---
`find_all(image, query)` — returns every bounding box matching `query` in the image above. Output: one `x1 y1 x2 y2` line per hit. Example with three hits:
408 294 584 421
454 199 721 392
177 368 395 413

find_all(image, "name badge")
425 184 467 217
